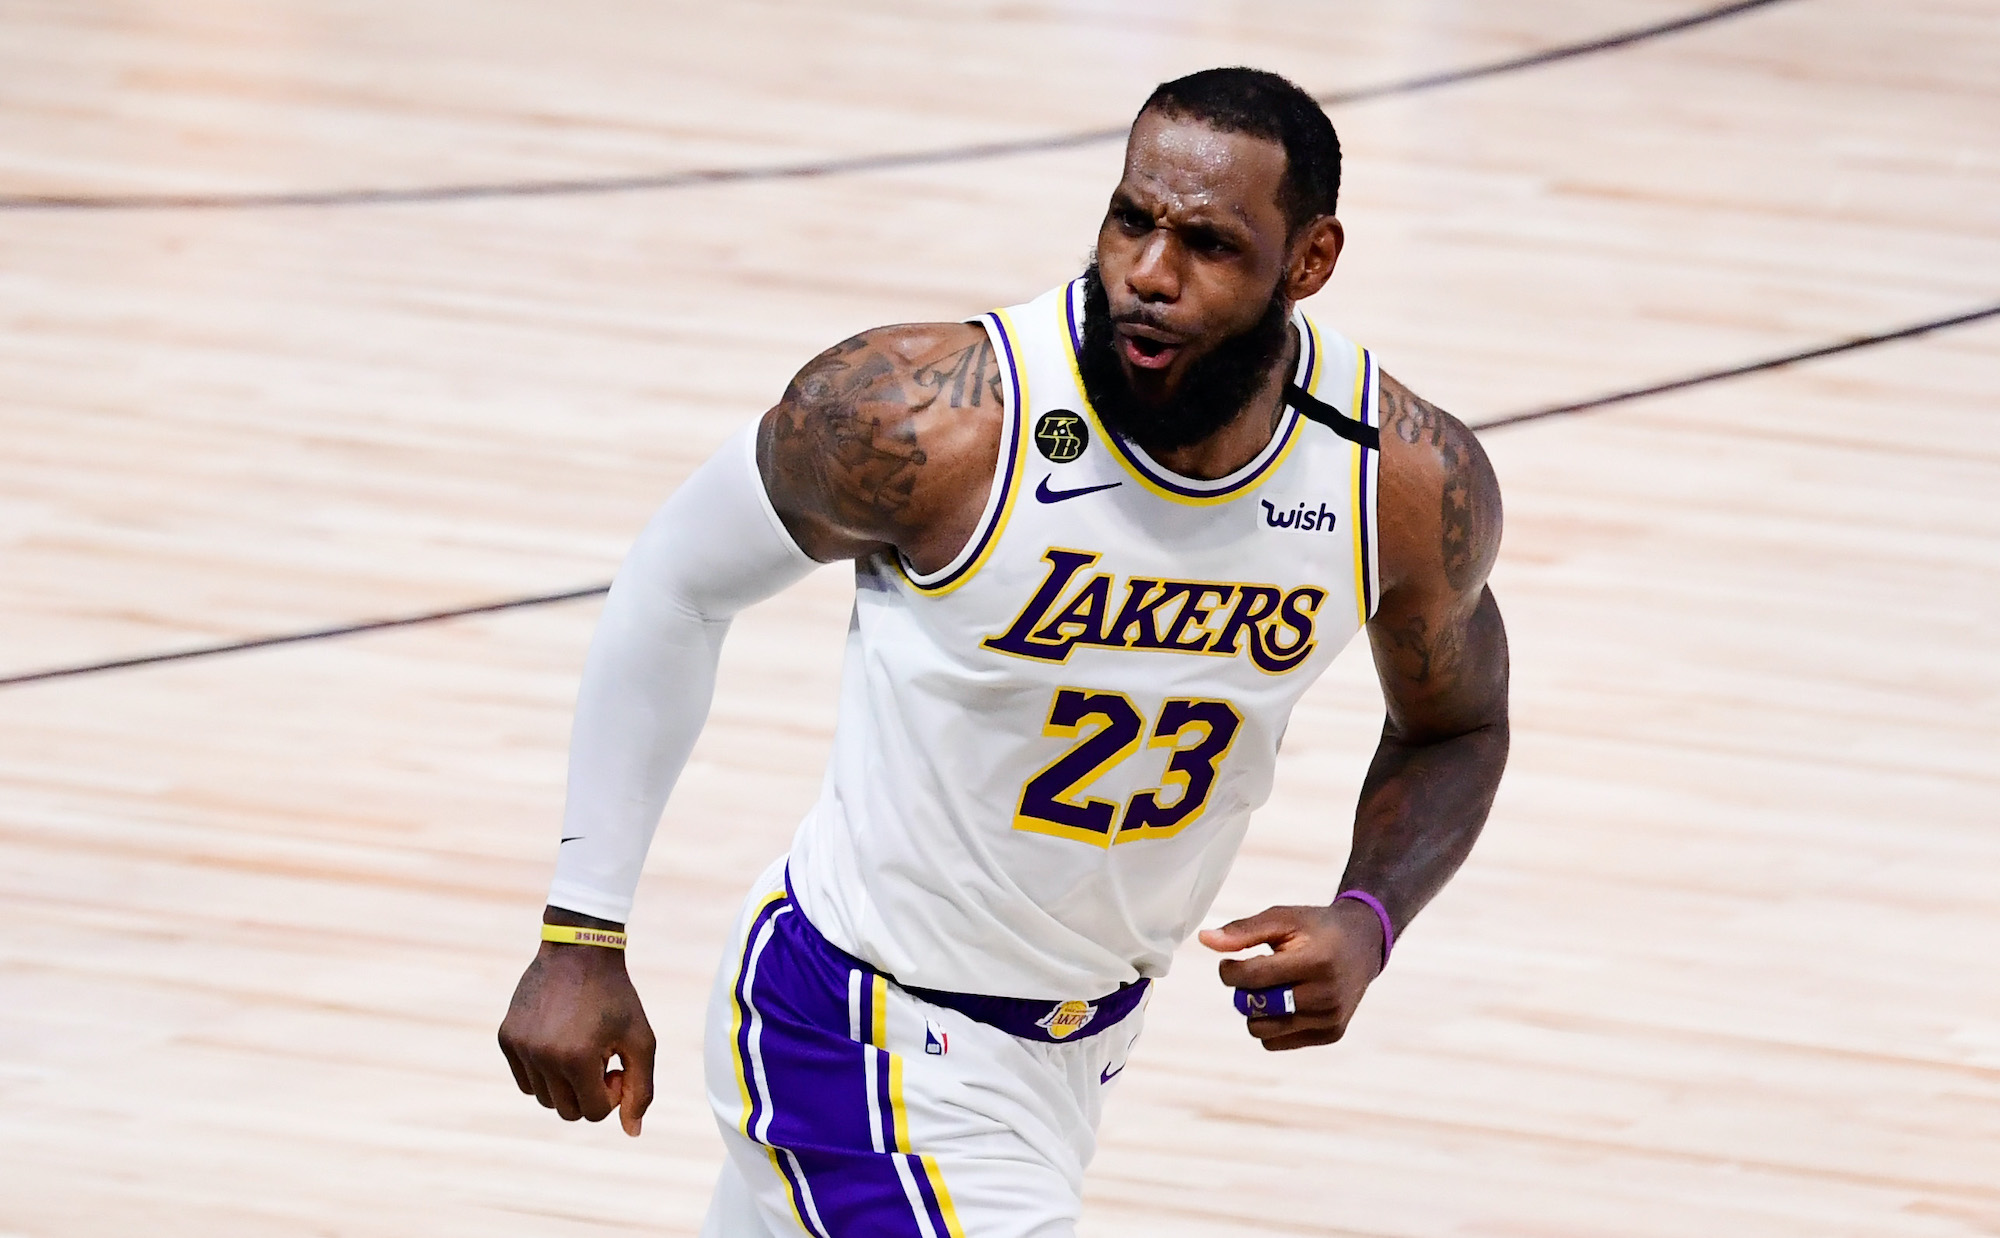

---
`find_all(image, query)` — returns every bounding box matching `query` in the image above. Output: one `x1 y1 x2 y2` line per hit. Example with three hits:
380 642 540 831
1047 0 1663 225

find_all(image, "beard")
1077 261 1292 456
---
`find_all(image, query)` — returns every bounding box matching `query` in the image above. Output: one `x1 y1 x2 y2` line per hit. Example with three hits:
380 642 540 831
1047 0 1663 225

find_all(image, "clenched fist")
498 910 657 1136
1199 899 1386 1051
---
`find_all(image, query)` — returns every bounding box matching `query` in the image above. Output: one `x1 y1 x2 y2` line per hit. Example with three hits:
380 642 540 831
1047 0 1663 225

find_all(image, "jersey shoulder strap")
1285 382 1380 450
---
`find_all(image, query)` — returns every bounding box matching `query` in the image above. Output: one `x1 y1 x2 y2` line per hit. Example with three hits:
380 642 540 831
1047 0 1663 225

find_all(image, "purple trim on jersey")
729 887 954 1237
1063 278 1315 502
1356 348 1377 617
896 310 1022 593
1299 313 1319 392
1097 404 1300 502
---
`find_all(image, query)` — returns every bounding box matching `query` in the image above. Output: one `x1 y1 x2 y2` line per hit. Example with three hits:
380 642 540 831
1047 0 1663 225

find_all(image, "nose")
1125 231 1181 304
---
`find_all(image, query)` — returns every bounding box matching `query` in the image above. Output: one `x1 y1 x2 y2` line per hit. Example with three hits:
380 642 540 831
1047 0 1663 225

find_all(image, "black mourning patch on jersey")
1034 410 1089 462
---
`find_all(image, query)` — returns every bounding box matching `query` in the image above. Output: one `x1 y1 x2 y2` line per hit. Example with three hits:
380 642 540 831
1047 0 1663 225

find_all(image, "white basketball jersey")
788 279 1382 999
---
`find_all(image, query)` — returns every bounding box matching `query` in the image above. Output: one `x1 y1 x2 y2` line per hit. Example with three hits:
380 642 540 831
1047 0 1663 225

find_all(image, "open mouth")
1118 328 1182 371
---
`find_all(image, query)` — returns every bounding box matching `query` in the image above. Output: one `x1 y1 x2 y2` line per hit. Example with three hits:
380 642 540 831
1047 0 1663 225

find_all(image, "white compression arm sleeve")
547 425 820 921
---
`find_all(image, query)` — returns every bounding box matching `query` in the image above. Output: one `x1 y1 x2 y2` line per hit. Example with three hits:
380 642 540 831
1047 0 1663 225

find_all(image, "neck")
1148 323 1299 480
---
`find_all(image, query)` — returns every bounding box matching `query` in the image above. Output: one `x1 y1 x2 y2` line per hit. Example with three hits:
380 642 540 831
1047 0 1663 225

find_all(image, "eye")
1112 205 1153 235
1183 228 1233 256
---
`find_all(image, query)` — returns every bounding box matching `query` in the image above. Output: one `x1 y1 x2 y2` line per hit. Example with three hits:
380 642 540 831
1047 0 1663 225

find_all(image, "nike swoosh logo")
1035 476 1122 504
1100 1061 1126 1084
560 836 583 843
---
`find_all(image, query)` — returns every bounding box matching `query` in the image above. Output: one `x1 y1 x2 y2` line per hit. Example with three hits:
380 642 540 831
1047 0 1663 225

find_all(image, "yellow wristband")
541 923 627 949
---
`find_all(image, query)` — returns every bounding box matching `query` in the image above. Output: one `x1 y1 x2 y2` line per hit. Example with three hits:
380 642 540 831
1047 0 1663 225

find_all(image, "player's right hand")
497 910 657 1136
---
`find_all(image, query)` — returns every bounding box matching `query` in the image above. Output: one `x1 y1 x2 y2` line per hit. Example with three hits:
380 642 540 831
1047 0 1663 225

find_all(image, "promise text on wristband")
541 923 627 949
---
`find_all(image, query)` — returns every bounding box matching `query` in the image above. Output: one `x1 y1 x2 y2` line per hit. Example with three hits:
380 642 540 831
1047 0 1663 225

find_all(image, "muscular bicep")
755 323 1004 566
1366 371 1509 740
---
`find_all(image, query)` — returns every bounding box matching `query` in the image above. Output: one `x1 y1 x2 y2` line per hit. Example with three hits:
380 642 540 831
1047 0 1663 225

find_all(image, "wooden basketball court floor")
2 1 1996 1234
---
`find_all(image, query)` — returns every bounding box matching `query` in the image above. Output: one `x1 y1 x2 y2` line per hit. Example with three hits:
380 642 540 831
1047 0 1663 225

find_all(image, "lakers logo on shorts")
1033 410 1088 463
1035 998 1098 1040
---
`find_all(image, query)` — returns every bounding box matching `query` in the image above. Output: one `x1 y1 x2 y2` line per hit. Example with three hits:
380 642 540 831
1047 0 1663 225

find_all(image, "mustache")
1107 303 1189 344
1110 305 1171 329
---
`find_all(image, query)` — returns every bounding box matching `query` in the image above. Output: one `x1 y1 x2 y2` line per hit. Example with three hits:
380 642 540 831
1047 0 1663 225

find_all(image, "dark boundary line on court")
0 0 1793 213
2 294 1990 692
1471 301 2000 430
0 586 613 688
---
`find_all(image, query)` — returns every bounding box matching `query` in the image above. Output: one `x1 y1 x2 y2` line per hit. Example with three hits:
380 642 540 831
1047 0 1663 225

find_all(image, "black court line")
0 0 1793 213
0 586 612 688
1 296 1991 692
1470 301 2000 431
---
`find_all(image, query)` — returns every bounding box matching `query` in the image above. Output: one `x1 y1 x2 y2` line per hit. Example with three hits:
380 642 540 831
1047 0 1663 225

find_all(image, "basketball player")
499 68 1507 1237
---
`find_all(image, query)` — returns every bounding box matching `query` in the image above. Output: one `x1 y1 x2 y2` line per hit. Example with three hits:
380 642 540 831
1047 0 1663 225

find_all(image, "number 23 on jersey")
1015 686 1244 847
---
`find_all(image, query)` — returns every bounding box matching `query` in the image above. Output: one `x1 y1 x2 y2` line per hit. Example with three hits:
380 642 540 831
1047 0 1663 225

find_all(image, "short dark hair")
1139 67 1341 232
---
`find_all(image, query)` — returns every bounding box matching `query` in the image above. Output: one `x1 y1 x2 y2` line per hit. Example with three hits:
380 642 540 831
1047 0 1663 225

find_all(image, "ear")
1285 216 1344 302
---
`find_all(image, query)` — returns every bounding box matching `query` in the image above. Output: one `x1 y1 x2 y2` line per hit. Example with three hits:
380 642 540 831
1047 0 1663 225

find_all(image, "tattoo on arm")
1380 612 1466 689
1440 464 1477 594
911 336 1003 410
1347 374 1509 934
1378 376 1499 595
765 334 929 542
1349 587 1509 930
1379 378 1446 450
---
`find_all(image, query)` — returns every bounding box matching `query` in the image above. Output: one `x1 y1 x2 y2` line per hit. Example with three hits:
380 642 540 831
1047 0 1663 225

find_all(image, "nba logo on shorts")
1035 999 1098 1040
924 1018 948 1056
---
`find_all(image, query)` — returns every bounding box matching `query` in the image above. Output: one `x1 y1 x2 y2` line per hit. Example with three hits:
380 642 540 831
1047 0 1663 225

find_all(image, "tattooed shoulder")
758 322 995 559
1376 371 1502 596
911 332 1005 410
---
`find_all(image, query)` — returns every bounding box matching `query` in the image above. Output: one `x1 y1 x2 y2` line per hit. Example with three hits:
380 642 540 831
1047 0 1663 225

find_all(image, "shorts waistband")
900 977 1149 1045
781 867 1147 1045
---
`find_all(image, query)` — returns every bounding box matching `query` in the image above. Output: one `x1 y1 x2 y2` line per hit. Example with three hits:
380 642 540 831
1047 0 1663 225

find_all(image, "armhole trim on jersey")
1059 279 1307 508
1288 319 1381 626
1349 345 1382 625
891 310 1026 597
1300 313 1323 396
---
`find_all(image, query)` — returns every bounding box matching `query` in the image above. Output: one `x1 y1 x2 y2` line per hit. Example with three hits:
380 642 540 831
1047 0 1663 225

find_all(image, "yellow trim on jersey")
1347 341 1370 631
894 310 1031 597
1059 313 1307 509
729 891 790 1138
1303 316 1326 396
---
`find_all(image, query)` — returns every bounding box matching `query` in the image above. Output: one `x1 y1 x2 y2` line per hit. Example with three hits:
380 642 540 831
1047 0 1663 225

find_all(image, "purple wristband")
1334 889 1395 967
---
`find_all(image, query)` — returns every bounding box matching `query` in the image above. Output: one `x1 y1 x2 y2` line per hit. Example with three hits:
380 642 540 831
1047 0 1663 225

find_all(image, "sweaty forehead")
1119 111 1290 233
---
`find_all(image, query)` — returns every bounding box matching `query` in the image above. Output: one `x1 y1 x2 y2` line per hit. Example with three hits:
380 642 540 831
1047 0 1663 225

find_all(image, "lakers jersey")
787 279 1382 1000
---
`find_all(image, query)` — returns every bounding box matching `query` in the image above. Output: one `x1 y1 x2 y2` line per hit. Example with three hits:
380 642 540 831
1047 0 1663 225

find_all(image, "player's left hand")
1199 900 1386 1051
